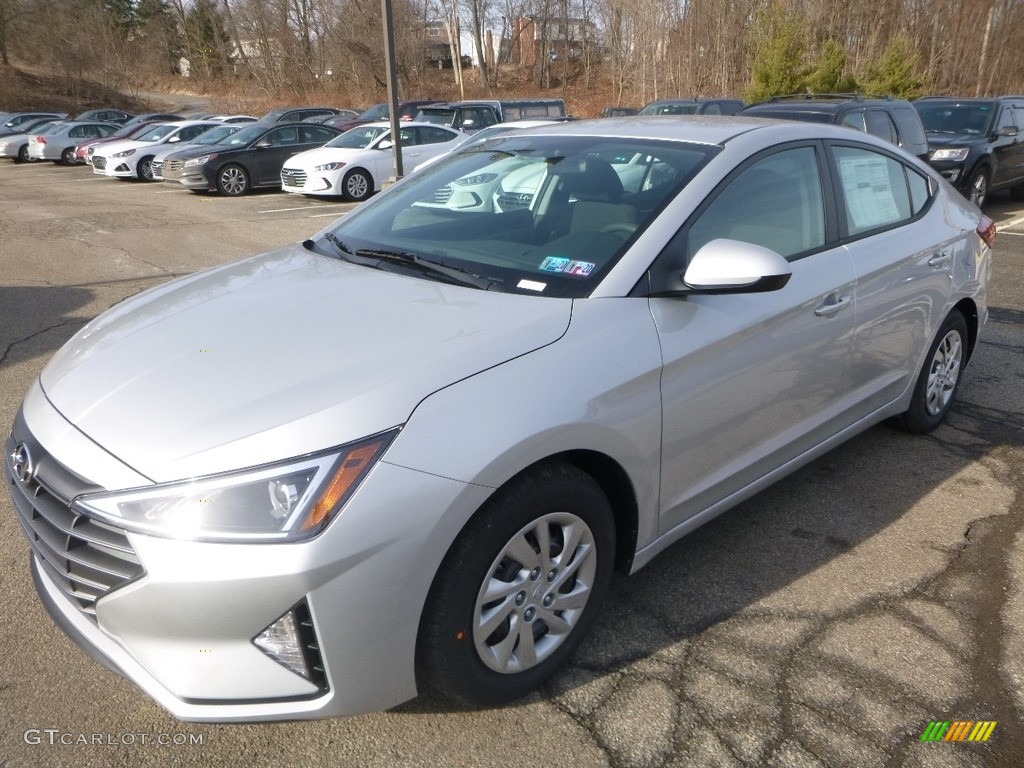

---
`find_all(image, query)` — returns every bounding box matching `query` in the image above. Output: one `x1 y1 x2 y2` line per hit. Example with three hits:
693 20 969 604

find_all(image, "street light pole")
381 0 404 182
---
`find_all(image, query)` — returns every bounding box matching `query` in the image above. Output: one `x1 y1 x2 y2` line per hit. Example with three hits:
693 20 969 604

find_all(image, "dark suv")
913 96 1024 207
740 95 929 160
638 98 745 116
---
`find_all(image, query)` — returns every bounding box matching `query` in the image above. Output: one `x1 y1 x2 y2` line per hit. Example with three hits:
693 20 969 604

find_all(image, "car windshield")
914 102 996 135
37 122 66 135
221 125 268 146
192 126 239 145
326 135 715 298
358 104 389 121
326 126 387 149
134 123 176 141
417 110 455 125
638 103 700 116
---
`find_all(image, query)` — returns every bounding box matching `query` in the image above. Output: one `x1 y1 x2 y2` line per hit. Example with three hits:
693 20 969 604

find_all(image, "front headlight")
184 153 216 167
930 148 969 162
112 148 137 158
454 173 498 186
314 161 345 171
72 430 397 542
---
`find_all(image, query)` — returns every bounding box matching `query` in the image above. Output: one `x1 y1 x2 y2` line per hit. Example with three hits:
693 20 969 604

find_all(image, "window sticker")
566 261 595 277
539 256 571 273
838 154 901 231
517 279 547 292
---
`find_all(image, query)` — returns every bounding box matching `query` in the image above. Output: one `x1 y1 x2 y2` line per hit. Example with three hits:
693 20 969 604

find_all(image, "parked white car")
91 120 220 180
280 121 463 200
27 121 120 164
0 119 62 162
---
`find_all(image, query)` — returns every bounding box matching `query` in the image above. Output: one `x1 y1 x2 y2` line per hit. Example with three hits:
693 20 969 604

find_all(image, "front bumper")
7 392 492 721
92 157 134 177
281 168 340 195
163 165 212 189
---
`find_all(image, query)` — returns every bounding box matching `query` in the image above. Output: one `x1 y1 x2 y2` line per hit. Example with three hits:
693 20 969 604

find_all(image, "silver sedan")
27 121 120 164
5 117 993 721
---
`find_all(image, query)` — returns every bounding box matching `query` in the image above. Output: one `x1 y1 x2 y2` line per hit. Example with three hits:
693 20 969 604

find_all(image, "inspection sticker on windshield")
566 261 595 277
517 279 547 292
539 257 571 272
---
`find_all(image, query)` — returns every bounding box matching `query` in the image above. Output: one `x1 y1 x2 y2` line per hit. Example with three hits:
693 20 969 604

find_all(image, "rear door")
829 141 953 414
653 143 858 532
252 126 301 184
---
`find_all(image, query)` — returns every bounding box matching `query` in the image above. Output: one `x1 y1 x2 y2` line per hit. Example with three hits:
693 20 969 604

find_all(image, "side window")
179 126 206 141
479 109 498 127
996 108 1015 132
864 111 897 144
419 126 455 145
269 128 299 146
702 103 722 115
891 107 927 150
688 146 826 260
833 145 914 236
906 168 930 214
398 127 418 145
299 126 332 143
69 126 87 138
841 111 865 132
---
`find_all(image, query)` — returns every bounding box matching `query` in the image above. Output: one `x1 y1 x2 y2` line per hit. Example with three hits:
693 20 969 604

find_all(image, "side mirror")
679 239 792 294
996 125 1019 138
378 139 393 150
255 138 271 148
461 119 475 129
168 136 180 142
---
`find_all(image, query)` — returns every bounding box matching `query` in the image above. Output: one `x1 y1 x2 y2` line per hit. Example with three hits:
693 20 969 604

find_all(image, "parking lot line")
258 203 349 214
1001 214 1024 230
308 212 349 218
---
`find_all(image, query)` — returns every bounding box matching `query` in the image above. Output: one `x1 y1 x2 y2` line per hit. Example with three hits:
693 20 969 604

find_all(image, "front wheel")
217 164 249 196
896 310 968 434
137 155 155 180
417 463 614 707
966 168 989 208
341 168 372 201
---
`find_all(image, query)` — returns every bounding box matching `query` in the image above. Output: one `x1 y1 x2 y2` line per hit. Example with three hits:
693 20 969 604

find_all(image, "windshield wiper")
355 248 496 290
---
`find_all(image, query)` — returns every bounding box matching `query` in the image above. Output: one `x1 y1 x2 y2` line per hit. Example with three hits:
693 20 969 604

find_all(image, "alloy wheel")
925 330 963 416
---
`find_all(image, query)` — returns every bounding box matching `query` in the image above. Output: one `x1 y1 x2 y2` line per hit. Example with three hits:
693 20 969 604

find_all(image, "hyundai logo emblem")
10 442 35 485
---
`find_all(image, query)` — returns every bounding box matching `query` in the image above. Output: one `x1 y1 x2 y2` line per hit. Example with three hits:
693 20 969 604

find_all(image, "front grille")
92 156 107 170
6 434 143 622
151 160 163 178
163 159 184 173
496 190 533 210
433 185 454 204
281 168 306 188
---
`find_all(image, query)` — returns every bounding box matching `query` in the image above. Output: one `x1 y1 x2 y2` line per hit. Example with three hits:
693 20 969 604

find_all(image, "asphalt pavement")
0 160 1022 768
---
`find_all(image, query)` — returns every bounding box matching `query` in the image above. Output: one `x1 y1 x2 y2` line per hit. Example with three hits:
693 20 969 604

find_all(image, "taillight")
36 136 46 144
977 215 996 248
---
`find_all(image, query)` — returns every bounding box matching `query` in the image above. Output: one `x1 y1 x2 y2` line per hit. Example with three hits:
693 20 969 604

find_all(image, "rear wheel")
16 144 29 163
417 462 615 706
216 164 249 196
60 148 76 165
896 310 968 434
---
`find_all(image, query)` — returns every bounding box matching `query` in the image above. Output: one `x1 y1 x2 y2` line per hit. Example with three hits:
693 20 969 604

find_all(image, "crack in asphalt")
0 319 83 368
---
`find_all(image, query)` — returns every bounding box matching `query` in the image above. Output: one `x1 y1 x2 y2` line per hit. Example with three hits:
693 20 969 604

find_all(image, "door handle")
927 251 951 267
814 294 852 317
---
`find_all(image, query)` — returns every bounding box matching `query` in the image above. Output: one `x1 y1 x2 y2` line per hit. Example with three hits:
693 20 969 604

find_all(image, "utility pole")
381 0 403 181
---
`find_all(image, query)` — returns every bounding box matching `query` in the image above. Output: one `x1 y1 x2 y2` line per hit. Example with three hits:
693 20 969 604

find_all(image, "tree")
860 36 926 99
744 2 807 103
804 39 858 94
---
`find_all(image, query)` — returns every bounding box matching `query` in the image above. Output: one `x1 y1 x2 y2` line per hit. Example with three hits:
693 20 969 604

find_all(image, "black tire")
60 147 76 165
216 164 249 196
417 462 615 707
1011 183 1024 202
136 155 155 181
341 168 372 202
896 310 969 434
966 167 989 208
16 144 29 163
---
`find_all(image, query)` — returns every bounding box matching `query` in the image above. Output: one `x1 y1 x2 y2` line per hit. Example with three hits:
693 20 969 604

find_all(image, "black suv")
913 96 1024 207
638 98 744 116
740 95 929 160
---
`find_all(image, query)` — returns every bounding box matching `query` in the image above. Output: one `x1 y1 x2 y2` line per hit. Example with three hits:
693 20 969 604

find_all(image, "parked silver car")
27 121 120 164
6 118 993 722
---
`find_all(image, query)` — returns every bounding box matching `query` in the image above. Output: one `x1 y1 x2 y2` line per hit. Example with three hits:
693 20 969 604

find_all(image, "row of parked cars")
3 94 1023 207
600 94 1024 207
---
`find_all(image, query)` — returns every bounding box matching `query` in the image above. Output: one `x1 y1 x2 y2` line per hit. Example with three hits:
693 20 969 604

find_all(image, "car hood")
94 138 158 156
925 133 986 149
284 146 372 169
40 243 571 483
